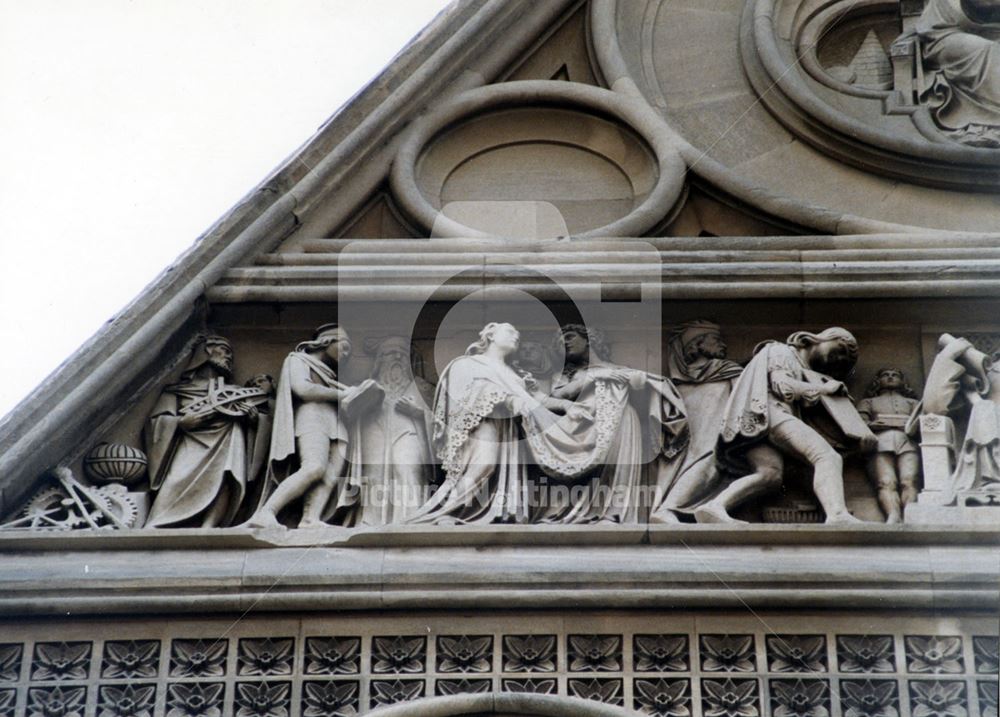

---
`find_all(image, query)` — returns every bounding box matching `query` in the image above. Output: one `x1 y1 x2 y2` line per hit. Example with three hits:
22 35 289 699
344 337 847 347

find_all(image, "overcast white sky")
0 0 452 418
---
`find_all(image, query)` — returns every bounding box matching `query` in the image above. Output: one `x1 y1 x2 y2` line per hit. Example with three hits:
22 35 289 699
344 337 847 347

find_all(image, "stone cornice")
1 526 996 617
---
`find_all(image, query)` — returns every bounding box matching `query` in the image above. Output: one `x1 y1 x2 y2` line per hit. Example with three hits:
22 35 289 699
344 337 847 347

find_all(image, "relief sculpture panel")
7 317 1000 531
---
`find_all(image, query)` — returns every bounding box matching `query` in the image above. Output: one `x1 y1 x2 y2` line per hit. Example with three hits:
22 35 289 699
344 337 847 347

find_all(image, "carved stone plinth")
904 501 1000 525
913 414 956 506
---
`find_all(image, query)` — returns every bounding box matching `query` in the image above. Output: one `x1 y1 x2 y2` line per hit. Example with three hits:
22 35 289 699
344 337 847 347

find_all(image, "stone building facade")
0 1 997 717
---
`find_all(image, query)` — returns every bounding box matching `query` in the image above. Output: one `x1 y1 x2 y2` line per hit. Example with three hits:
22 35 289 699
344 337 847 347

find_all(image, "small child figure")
856 368 921 523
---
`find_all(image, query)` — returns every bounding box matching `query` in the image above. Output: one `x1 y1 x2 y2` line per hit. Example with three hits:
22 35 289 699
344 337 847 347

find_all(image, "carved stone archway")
367 693 641 717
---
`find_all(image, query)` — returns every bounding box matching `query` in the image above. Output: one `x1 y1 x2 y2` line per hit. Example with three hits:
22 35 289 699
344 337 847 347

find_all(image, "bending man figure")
700 328 876 524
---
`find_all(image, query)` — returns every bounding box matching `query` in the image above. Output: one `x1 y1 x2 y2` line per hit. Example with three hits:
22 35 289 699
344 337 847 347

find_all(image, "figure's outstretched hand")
628 370 647 390
395 395 425 418
821 380 846 396
565 404 593 423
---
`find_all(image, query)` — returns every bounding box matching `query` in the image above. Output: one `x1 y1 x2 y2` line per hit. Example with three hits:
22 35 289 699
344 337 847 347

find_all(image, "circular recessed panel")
391 81 686 239
419 107 656 236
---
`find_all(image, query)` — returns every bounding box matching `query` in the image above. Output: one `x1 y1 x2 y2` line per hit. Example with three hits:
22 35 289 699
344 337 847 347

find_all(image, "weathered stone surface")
1 1 998 715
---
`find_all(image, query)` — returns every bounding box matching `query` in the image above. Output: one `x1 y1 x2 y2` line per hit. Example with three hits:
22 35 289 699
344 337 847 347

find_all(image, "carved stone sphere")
83 443 148 486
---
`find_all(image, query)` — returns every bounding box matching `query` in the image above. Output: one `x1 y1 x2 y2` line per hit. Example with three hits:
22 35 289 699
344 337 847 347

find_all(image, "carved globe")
83 442 148 486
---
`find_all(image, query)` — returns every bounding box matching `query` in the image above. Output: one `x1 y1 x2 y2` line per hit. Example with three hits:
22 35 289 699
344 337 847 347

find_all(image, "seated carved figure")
916 0 1000 146
703 328 877 524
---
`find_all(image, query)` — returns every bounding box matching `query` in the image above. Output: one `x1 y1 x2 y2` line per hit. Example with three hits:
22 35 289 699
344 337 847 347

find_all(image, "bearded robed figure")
145 335 267 528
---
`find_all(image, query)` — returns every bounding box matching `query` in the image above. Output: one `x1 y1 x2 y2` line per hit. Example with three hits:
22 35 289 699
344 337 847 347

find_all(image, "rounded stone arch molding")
742 0 1000 190
389 80 687 239
367 693 641 717
588 0 1000 233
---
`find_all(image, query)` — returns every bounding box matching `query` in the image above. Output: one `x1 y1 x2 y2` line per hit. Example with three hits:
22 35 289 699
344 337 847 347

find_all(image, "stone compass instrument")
178 378 270 418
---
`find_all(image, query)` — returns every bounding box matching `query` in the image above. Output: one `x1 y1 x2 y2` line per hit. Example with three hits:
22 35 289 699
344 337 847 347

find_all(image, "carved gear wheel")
21 486 89 530
90 484 140 528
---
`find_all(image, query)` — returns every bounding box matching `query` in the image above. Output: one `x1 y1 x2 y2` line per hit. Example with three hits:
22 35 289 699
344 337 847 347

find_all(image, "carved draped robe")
717 342 838 474
145 377 254 528
651 352 743 516
262 351 361 522
917 0 1000 137
922 340 1000 501
533 361 688 525
410 354 537 525
354 374 435 526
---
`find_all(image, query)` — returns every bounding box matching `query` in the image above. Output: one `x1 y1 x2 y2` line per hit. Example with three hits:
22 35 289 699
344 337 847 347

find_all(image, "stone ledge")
1 535 996 616
1 523 999 550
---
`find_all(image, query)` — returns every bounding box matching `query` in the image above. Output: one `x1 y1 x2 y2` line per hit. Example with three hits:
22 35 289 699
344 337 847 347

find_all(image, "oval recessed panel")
416 107 658 237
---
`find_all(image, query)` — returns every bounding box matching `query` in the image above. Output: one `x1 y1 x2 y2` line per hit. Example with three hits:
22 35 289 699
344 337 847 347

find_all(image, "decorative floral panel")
0 617 993 716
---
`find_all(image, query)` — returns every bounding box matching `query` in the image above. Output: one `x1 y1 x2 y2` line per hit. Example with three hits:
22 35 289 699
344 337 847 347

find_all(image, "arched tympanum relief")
366 693 641 717
590 0 1000 232
741 0 1000 191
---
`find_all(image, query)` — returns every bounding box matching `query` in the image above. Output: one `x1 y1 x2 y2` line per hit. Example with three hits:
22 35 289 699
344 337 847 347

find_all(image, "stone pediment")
0 3 997 714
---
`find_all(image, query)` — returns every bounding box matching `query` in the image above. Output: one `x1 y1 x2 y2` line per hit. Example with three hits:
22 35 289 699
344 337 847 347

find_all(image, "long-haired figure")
411 322 586 525
248 324 377 529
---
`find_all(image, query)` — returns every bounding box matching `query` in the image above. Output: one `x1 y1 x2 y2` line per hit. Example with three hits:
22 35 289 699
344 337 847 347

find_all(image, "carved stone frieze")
12 321 1000 533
